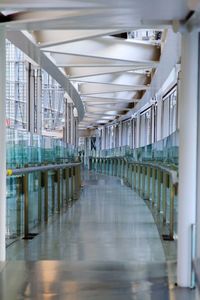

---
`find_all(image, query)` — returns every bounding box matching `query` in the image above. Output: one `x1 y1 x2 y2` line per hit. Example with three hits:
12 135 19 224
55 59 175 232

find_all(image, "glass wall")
162 87 177 138
6 40 27 129
42 71 65 131
6 40 66 136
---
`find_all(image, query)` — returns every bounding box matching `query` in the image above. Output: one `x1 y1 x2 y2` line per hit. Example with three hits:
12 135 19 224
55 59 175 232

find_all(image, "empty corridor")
1 171 197 299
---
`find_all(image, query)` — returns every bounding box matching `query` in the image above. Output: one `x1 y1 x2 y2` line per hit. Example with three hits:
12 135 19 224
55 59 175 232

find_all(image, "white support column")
70 104 74 145
156 97 163 141
108 127 111 149
105 127 108 149
36 69 42 135
66 102 69 143
106 127 109 149
132 119 135 148
63 99 67 143
136 115 140 148
28 64 35 134
73 109 75 146
74 117 77 146
130 120 133 148
104 127 107 149
113 126 116 148
0 27 6 261
119 122 122 147
103 127 106 149
100 128 103 149
151 106 155 144
177 31 198 288
176 71 181 131
73 107 78 147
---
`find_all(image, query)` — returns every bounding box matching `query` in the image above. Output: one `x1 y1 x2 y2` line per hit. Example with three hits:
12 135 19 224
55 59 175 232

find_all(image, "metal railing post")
23 174 29 239
152 167 155 206
16 176 22 236
169 179 175 240
142 165 145 198
51 172 55 214
162 173 167 224
65 168 69 202
134 164 136 190
147 166 151 200
44 171 48 222
57 169 61 211
157 169 161 212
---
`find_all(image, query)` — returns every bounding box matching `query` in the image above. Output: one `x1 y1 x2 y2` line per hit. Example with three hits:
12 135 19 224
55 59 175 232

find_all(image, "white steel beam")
83 91 139 100
50 52 156 67
0 1 188 31
65 66 154 78
79 82 148 95
81 95 140 101
44 37 160 63
34 29 122 48
71 72 149 86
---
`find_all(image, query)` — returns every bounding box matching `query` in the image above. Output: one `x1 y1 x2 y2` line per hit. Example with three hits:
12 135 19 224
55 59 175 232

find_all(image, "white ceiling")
0 0 191 129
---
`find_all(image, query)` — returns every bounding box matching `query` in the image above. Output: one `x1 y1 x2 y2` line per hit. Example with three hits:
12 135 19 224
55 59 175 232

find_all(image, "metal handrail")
6 161 82 241
90 156 178 241
7 162 81 176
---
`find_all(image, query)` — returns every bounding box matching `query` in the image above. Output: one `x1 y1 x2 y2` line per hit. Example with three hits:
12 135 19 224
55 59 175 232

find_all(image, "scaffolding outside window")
6 40 27 130
42 71 65 132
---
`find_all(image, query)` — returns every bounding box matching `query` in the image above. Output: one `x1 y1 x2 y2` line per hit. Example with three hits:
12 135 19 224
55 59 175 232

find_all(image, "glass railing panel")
6 175 24 242
6 128 78 168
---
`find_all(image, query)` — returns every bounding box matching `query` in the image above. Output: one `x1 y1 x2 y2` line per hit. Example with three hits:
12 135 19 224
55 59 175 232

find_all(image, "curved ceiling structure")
0 0 191 128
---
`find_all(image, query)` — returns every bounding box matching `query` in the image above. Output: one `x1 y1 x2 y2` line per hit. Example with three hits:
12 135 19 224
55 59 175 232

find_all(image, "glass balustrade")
6 128 80 246
6 128 78 169
89 131 179 242
90 131 179 168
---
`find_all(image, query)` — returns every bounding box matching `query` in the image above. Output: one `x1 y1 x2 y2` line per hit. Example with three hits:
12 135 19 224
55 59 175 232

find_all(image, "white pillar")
176 71 181 131
103 127 106 149
119 122 122 146
177 31 198 287
105 127 108 149
36 69 42 135
130 120 133 148
156 97 163 141
151 106 155 143
132 119 135 148
113 125 117 148
70 104 74 144
0 27 6 261
28 64 35 134
66 102 69 143
136 115 140 148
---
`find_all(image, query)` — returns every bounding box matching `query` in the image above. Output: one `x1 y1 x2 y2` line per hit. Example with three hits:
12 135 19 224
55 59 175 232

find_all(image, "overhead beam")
50 52 156 66
85 112 120 117
85 105 131 111
71 72 149 86
34 29 122 47
81 95 140 101
79 82 148 95
65 65 153 78
83 91 138 100
44 37 160 63
82 96 139 103
83 101 138 105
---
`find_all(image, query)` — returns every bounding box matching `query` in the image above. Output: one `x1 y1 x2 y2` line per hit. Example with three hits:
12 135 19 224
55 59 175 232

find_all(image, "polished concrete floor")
1 171 199 299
